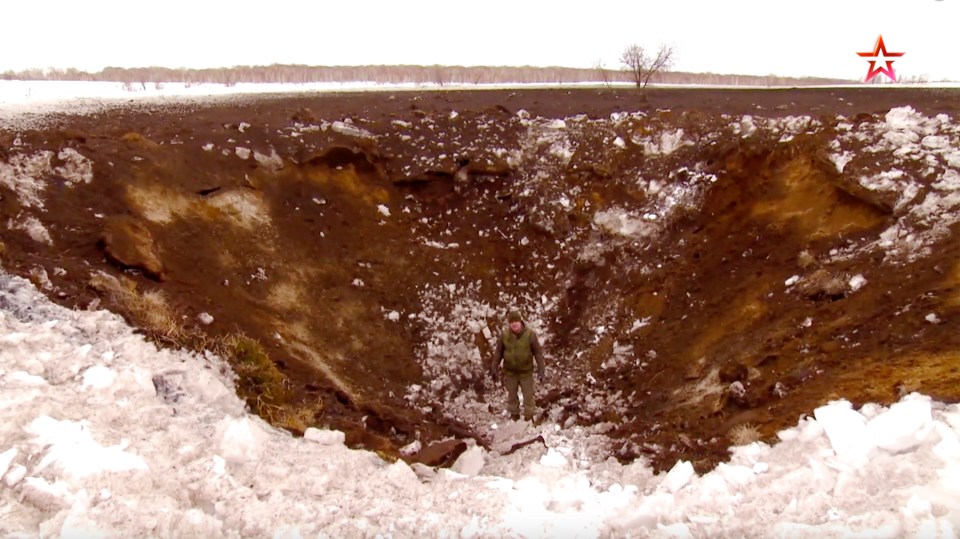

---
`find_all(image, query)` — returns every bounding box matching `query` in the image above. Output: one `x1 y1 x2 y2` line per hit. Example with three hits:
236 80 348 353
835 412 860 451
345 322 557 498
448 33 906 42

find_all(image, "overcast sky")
4 0 958 81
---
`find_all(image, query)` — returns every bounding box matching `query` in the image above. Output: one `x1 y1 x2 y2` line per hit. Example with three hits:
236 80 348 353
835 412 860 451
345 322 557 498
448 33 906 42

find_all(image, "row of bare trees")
1 62 851 87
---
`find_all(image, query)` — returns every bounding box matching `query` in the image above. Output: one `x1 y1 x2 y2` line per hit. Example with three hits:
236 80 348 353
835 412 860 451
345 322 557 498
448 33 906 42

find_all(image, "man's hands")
537 369 545 383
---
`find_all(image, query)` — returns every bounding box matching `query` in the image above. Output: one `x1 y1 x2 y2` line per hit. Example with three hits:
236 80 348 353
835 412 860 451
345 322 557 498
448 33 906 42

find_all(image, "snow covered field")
2 82 960 537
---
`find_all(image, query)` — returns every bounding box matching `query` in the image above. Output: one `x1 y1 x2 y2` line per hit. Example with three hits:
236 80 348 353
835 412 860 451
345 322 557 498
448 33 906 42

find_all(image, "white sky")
3 0 959 80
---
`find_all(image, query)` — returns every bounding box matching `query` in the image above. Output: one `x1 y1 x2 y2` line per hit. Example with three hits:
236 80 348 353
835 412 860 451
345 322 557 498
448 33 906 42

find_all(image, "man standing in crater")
490 310 546 422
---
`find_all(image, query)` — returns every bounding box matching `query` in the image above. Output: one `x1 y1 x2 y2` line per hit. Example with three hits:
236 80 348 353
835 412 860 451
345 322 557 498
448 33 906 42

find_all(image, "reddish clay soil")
1 87 958 472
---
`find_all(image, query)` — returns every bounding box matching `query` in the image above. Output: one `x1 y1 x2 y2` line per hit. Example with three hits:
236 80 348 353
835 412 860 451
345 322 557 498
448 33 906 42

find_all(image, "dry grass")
267 280 305 312
675 367 725 408
88 271 317 432
728 423 763 446
89 272 187 344
217 333 287 403
260 400 324 435
125 183 193 225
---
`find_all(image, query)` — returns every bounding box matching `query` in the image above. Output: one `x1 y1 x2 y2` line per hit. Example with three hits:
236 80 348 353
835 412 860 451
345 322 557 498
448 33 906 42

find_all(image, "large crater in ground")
1 88 958 472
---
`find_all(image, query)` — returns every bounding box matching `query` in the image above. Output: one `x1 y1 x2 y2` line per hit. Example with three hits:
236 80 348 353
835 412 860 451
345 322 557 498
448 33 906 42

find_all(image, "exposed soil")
1 86 958 473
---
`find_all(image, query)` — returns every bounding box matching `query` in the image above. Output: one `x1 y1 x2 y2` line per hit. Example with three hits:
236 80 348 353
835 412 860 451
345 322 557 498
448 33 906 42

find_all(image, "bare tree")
620 43 675 90
593 59 613 88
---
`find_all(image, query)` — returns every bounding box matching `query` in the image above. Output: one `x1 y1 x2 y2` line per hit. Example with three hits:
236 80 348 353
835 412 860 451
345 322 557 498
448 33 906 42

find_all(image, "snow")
828 106 960 264
330 120 373 139
0 151 55 209
849 274 868 292
636 129 692 156
829 150 854 173
2 273 960 535
13 216 53 245
253 148 284 170
594 209 657 238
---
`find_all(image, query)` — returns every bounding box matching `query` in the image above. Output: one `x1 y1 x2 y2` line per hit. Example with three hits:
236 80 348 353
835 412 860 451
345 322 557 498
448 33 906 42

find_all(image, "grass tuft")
728 423 762 446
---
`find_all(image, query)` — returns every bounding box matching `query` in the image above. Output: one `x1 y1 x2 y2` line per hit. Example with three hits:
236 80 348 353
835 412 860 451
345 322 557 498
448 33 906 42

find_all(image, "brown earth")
1 87 958 472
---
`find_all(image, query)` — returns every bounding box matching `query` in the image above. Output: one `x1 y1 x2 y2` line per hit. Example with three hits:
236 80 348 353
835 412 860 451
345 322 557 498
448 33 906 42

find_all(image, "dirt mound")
1 88 958 472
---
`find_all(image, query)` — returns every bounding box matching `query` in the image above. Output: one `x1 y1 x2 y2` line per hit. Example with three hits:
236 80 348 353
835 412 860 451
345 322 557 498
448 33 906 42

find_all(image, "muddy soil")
1 87 958 472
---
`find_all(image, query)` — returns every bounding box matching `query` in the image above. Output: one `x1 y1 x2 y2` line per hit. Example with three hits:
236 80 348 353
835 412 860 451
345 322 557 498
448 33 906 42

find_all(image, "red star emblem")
857 35 904 83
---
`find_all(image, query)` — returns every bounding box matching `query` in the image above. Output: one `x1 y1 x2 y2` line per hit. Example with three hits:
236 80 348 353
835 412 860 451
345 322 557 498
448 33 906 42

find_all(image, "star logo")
857 35 904 83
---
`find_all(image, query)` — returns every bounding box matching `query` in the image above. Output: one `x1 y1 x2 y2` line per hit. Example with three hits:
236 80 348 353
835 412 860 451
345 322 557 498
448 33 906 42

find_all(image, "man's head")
508 310 523 333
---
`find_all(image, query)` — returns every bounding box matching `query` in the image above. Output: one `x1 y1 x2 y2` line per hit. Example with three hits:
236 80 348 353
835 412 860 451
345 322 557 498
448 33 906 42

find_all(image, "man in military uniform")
490 310 546 421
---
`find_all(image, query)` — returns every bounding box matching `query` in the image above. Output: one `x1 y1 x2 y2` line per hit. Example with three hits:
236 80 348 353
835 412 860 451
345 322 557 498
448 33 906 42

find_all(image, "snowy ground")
2 271 960 537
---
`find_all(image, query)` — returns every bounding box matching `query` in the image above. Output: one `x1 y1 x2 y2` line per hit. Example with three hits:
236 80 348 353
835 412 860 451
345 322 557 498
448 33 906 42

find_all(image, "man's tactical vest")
502 328 534 373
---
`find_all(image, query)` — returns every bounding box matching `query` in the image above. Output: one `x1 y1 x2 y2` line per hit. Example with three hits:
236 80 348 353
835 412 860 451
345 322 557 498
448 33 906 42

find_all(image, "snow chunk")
217 417 267 463
638 129 691 156
0 447 17 479
234 147 251 160
14 216 53 245
848 274 867 292
866 394 933 453
933 169 960 191
399 439 421 456
25 416 148 479
387 310 400 322
921 135 950 150
377 204 391 217
81 365 116 390
814 401 873 463
784 275 801 287
630 317 652 332
304 428 345 446
540 448 568 468
829 151 853 173
452 446 485 476
661 460 695 493
0 151 54 208
197 312 214 325
737 116 757 137
56 148 94 186
331 120 373 138
253 148 284 170
925 313 941 324
859 169 905 193
884 106 926 132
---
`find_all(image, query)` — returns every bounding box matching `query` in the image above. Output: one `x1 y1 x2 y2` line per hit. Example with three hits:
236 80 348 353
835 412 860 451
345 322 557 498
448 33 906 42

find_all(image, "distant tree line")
0 64 855 87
